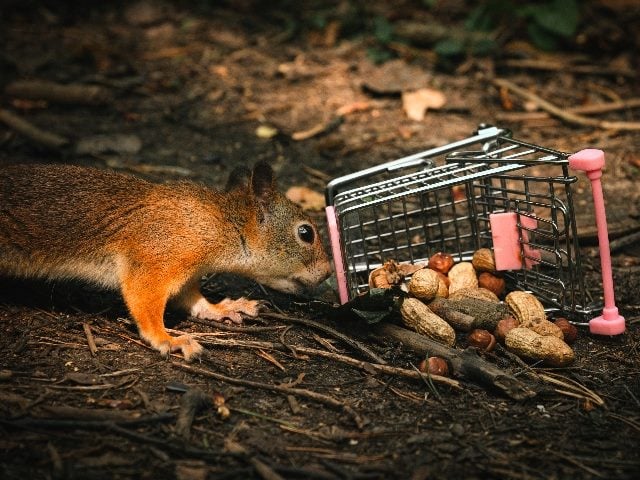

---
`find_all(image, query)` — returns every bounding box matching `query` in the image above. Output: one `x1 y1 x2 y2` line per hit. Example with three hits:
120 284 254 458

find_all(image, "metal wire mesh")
329 128 600 320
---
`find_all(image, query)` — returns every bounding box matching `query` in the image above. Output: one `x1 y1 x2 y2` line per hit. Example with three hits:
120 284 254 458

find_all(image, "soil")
1 1 640 479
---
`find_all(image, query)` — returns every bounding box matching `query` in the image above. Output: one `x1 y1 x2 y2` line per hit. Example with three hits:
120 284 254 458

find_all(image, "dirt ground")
1 1 640 479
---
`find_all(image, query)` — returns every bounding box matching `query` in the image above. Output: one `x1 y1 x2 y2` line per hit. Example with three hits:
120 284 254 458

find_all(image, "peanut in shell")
408 268 441 301
400 297 456 347
447 262 478 294
505 327 574 367
505 291 546 325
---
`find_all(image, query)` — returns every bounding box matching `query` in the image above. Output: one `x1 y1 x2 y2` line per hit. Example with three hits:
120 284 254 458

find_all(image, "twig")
570 98 640 115
172 362 365 428
256 349 287 371
194 336 460 388
225 441 285 480
107 423 234 461
609 230 640 253
493 78 640 131
501 58 636 78
0 108 69 149
607 412 640 433
230 407 297 427
1 412 175 430
537 372 605 407
5 80 113 105
374 323 536 400
82 323 98 356
188 317 285 333
291 116 343 141
261 312 387 365
547 450 605 478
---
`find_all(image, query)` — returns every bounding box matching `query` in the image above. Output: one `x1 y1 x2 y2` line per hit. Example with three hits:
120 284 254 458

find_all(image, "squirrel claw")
151 334 203 362
191 297 260 323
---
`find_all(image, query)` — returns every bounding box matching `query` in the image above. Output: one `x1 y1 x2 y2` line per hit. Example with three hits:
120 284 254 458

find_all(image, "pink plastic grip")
325 206 350 304
490 212 540 270
568 149 625 335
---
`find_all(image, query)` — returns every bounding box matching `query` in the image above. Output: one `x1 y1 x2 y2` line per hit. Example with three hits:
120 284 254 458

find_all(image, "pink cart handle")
325 206 350 304
568 149 625 335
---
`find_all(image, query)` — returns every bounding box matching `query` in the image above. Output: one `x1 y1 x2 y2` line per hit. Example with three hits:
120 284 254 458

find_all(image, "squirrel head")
226 162 332 294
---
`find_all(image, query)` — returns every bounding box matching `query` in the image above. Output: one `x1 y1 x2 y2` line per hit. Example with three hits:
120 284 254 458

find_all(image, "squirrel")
0 162 332 360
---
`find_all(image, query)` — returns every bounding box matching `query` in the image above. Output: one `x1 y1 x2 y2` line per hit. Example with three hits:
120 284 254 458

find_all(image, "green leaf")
337 287 401 325
470 38 497 55
434 38 465 56
366 47 394 64
465 5 492 31
527 22 559 51
373 16 394 44
351 307 391 324
530 0 579 37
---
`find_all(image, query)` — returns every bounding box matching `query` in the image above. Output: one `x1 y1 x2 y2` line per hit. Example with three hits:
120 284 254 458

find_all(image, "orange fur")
0 163 332 360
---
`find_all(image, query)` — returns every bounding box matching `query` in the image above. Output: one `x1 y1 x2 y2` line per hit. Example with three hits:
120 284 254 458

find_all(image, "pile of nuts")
370 249 578 374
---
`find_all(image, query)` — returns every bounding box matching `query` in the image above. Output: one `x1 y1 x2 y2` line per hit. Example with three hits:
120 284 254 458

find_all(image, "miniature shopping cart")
325 125 625 334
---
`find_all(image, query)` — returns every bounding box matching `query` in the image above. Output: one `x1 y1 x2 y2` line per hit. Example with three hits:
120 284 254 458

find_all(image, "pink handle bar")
569 149 625 335
325 206 350 304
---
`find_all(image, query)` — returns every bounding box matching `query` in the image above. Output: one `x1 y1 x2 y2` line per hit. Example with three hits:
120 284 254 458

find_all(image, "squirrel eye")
297 224 315 244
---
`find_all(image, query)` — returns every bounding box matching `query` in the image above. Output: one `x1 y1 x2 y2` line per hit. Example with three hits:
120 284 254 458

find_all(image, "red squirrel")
0 162 332 360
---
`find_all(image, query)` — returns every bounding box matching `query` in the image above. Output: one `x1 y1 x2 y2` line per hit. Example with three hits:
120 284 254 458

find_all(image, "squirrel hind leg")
120 271 203 361
175 279 260 324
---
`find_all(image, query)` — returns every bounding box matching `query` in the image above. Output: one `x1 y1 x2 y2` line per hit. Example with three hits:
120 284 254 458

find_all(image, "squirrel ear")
250 161 276 203
225 166 251 192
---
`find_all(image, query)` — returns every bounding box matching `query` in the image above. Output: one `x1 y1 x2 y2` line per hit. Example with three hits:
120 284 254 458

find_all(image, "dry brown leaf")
285 186 325 211
336 101 371 117
402 88 446 121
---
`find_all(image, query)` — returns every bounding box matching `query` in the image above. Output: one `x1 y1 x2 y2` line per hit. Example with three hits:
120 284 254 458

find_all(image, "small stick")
194 336 460 388
256 349 287 371
5 80 113 105
501 58 636 78
493 78 640 131
570 98 640 115
188 317 285 333
82 323 98 357
0 108 69 149
173 362 365 429
261 312 387 365
225 442 285 480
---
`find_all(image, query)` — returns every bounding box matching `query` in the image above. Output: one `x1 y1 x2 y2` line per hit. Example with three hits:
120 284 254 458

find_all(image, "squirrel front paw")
149 334 203 362
190 297 260 323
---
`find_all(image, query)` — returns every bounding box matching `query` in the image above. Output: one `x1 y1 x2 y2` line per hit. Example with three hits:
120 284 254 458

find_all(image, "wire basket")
325 126 624 332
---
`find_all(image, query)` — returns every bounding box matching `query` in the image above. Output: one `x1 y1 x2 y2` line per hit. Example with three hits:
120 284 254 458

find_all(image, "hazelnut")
418 356 449 377
494 316 520 343
467 329 496 352
472 248 496 273
477 272 506 297
553 318 578 344
427 252 455 274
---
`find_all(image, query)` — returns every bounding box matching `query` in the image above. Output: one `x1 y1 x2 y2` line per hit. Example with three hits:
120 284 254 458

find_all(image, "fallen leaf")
402 88 447 121
336 101 370 117
285 186 325 211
